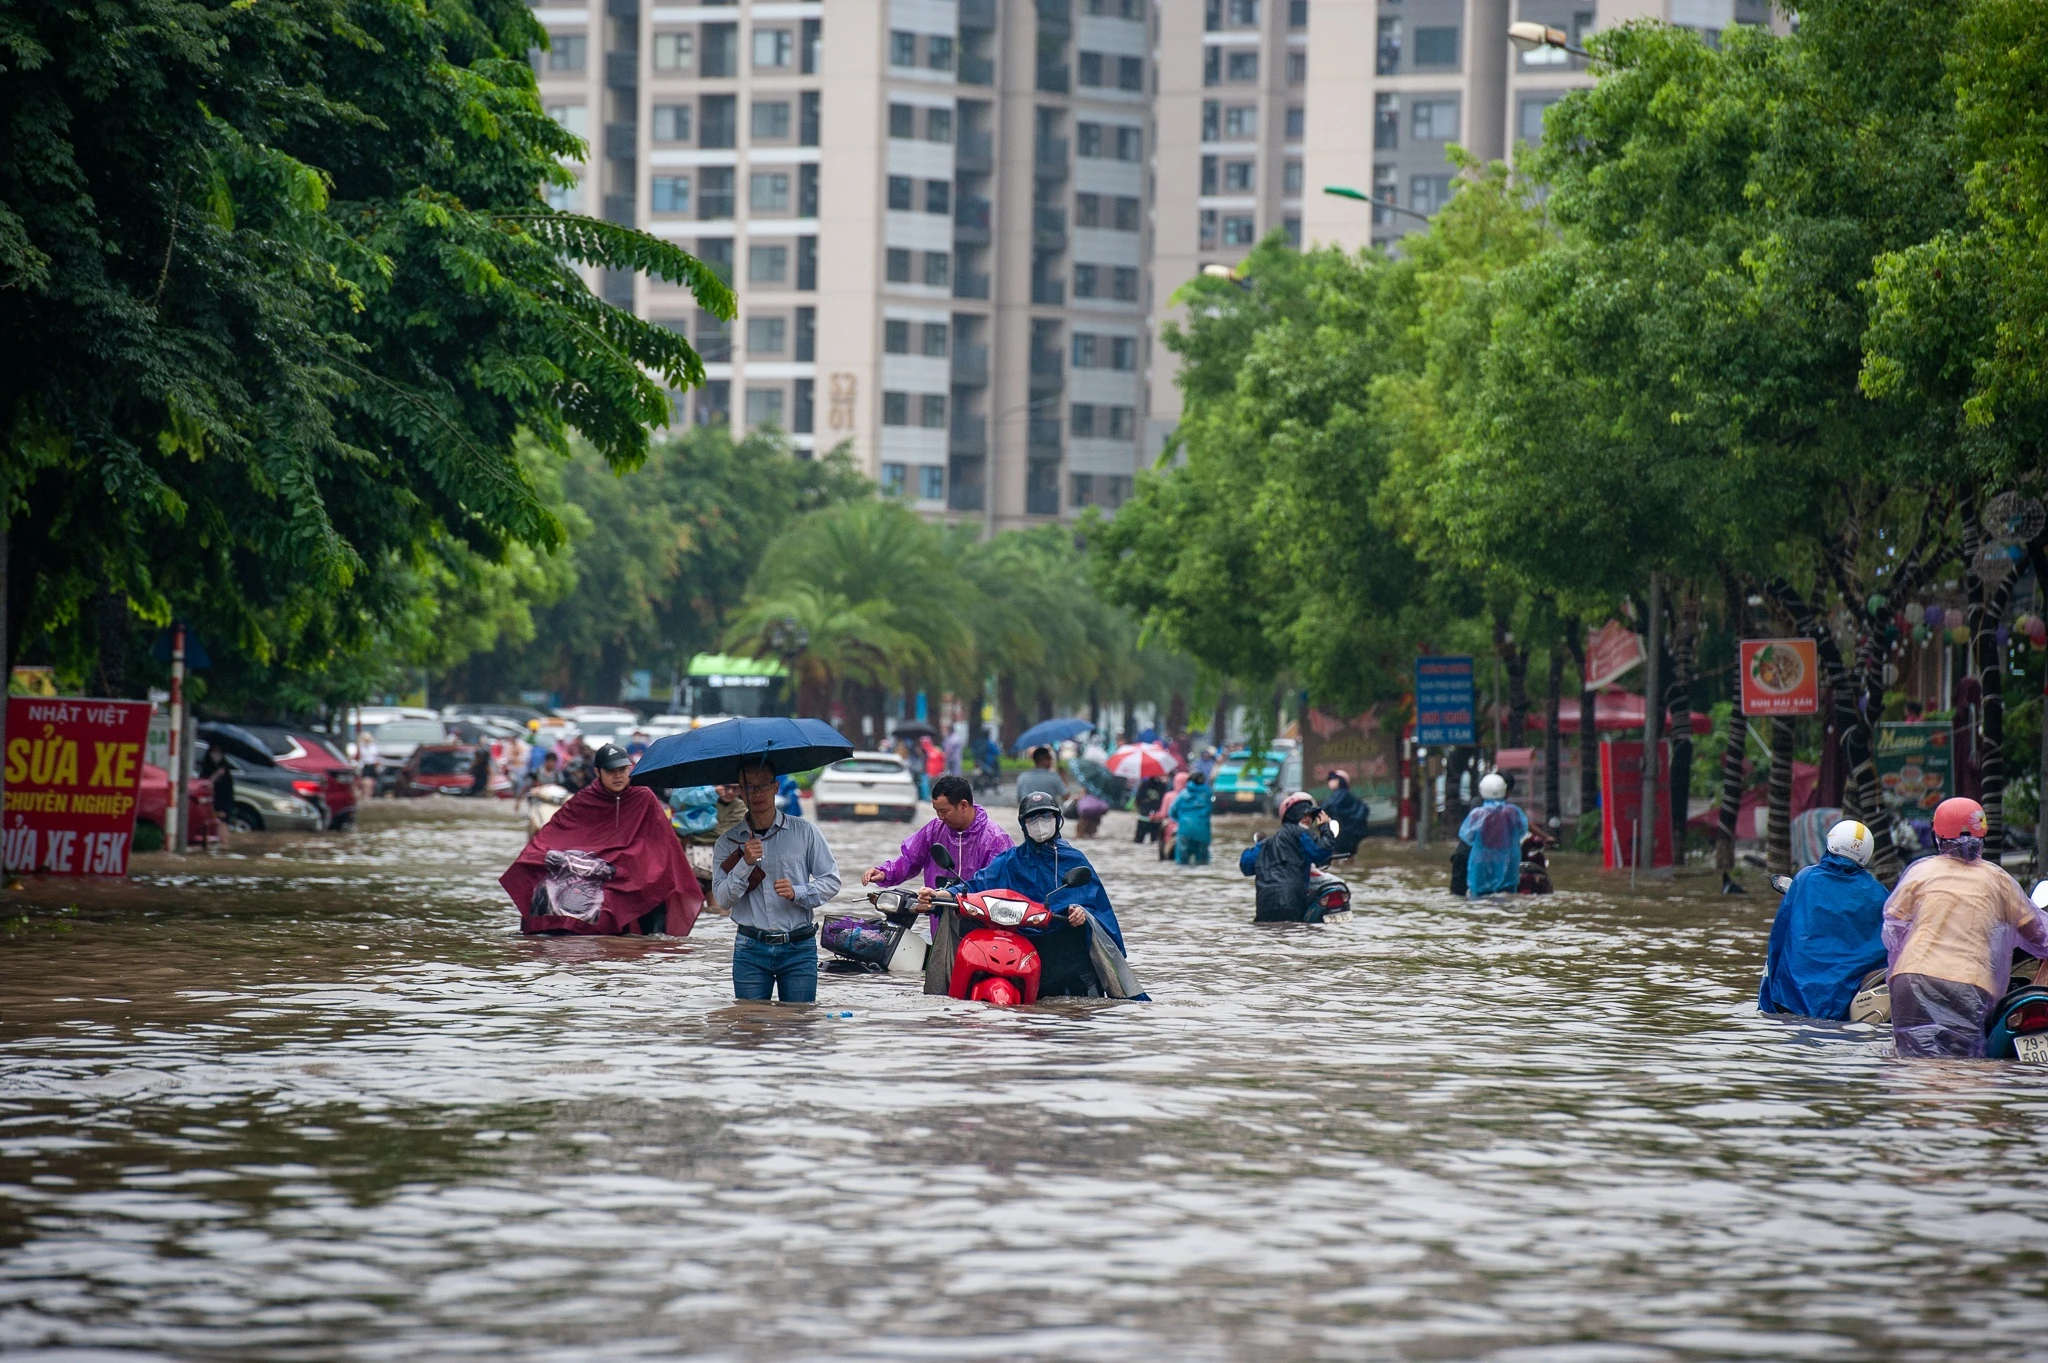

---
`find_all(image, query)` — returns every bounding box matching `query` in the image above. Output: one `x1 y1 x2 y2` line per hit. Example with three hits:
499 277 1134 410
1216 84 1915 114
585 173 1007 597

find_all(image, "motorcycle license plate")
1320 909 1353 925
854 803 879 816
2016 1033 2048 1065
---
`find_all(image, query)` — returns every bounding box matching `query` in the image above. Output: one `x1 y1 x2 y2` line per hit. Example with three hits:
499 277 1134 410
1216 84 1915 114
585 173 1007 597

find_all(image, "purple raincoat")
872 805 1014 888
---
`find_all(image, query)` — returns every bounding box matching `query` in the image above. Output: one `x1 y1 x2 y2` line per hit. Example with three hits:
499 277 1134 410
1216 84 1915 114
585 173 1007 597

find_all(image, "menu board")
1874 722 1952 818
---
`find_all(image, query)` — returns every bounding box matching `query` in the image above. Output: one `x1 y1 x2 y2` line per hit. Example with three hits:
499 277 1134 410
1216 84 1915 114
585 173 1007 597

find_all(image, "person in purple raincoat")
862 774 1014 894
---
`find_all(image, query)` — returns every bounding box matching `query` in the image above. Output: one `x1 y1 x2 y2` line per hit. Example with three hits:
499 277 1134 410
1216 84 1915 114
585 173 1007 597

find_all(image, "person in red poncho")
500 744 703 936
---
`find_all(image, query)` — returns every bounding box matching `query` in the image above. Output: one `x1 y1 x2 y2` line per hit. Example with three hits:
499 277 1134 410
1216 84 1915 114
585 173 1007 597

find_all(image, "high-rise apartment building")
531 0 1151 529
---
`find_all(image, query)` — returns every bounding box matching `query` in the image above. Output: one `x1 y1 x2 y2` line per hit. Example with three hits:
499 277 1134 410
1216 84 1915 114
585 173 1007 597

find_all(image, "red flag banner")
1582 619 1645 691
4 697 154 876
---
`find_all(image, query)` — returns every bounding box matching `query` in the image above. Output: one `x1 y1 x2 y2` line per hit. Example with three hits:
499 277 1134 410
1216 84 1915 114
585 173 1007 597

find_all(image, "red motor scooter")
875 849 1095 1006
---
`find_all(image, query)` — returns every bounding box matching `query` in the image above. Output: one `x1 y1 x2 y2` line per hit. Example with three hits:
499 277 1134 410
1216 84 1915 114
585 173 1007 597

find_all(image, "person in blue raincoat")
1758 819 1889 1020
777 772 804 819
920 790 1147 998
1173 769 1214 865
1458 773 1527 897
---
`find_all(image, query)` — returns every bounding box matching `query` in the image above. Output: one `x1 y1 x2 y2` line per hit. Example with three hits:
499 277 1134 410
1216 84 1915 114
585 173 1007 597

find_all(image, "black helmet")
1018 788 1063 843
593 743 632 772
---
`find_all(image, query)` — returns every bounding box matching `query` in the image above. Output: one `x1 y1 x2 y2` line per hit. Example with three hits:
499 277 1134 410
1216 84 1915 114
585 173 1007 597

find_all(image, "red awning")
1524 688 1713 736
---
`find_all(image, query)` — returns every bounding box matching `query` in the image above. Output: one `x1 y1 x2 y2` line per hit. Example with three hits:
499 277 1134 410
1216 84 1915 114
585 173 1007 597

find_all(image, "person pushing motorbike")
919 789 1145 998
1238 791 1336 922
1757 819 1888 1020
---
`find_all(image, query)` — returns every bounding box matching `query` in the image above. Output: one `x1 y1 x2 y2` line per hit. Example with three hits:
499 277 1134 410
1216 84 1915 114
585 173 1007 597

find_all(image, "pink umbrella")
1108 742 1179 782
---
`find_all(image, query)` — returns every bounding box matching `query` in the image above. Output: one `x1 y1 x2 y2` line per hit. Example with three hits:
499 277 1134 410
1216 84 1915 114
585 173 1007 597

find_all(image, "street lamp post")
1507 20 1593 60
1322 185 1436 224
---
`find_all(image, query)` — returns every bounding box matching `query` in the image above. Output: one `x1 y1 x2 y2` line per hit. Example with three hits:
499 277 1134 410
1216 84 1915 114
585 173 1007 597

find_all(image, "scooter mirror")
2033 880 2048 910
935 874 961 889
930 844 957 871
1770 875 1793 894
1062 865 1094 888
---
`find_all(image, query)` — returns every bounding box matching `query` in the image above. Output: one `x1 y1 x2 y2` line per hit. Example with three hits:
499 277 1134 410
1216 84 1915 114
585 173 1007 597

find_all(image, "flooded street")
3 802 2047 1361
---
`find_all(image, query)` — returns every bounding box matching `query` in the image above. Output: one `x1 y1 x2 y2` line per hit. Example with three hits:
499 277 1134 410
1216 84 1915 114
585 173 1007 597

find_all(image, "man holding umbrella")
713 759 842 1002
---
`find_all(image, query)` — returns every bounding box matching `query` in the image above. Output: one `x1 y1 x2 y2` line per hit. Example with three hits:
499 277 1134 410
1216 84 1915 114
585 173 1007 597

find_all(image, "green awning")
686 653 788 679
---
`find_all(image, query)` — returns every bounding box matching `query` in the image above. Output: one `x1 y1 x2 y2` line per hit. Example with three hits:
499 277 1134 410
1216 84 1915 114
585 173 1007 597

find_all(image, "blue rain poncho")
1457 799 1527 897
1757 851 1887 1020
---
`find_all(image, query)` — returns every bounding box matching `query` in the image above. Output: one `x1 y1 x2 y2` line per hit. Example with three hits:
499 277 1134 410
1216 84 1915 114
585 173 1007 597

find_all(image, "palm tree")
725 584 922 716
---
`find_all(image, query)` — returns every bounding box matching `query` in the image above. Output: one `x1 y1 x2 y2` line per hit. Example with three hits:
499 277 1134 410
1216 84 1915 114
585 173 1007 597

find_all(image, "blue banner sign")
1414 655 1476 746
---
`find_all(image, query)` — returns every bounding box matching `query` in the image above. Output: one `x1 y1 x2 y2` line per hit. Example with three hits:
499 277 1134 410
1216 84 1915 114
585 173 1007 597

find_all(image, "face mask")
1023 813 1058 844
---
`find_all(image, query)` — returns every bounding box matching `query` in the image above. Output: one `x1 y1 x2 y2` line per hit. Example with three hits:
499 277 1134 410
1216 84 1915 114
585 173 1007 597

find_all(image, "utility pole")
1637 574 1662 874
166 624 185 854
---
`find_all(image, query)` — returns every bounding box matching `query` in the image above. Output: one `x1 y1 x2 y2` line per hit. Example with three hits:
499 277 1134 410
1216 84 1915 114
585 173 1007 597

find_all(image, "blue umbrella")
630 717 854 789
1011 717 1093 755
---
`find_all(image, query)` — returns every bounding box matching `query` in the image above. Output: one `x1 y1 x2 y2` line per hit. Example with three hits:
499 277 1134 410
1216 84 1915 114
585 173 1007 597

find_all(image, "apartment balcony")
1028 350 1063 388
1027 417 1063 452
1037 0 1072 35
1033 206 1066 253
605 51 637 91
960 0 996 30
957 130 994 172
1030 279 1065 307
959 53 995 85
954 271 992 300
1036 62 1069 93
954 195 991 246
949 414 988 454
1033 137 1069 179
604 122 637 161
951 343 990 387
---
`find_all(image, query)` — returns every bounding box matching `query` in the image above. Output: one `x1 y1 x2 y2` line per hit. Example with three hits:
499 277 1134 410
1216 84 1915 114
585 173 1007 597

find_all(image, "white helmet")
1827 819 1875 867
1478 773 1508 801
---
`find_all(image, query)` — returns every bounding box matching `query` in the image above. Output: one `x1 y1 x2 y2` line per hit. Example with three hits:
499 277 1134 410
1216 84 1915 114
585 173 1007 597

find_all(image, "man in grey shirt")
1014 745 1066 805
713 759 841 1002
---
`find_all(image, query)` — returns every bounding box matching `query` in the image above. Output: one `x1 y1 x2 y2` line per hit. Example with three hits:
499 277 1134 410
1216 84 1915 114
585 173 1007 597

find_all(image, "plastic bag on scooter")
822 915 898 968
532 848 615 923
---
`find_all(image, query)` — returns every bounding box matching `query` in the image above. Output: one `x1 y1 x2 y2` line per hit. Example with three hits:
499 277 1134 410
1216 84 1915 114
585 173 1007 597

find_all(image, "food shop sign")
1739 639 1820 717
4 697 154 876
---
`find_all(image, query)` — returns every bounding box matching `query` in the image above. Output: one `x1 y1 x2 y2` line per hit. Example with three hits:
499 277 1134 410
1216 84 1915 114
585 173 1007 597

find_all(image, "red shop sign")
4 696 154 876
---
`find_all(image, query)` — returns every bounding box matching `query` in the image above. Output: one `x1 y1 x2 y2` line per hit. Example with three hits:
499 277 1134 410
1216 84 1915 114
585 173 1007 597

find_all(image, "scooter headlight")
986 898 1026 926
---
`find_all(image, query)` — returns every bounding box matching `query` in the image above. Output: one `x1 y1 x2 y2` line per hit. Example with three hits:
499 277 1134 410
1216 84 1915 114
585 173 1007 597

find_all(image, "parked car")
232 724 358 829
556 705 641 728
395 744 505 797
354 717 449 790
810 753 920 822
1209 740 1303 816
220 756 327 831
134 763 219 848
443 702 549 729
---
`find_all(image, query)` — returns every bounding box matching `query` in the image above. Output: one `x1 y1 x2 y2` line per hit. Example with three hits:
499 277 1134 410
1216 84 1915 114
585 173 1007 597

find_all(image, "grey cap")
593 743 632 771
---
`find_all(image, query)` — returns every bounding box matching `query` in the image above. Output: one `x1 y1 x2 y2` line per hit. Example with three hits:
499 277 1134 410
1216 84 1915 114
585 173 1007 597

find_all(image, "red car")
237 725 359 829
395 744 505 797
134 763 220 848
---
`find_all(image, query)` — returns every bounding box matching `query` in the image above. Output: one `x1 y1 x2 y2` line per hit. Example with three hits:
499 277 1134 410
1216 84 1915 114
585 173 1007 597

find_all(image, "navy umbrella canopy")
1011 717 1093 755
630 717 854 789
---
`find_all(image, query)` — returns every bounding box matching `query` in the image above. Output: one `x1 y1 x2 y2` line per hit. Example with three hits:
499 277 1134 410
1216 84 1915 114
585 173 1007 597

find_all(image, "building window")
921 321 949 356
929 34 955 69
803 15 822 73
749 244 789 283
1111 266 1138 300
1286 104 1305 138
1518 95 1559 143
886 248 912 282
700 95 737 148
926 107 953 142
793 378 814 433
889 30 917 67
1223 160 1254 191
1204 47 1220 87
1027 460 1060 515
795 306 816 361
1075 192 1101 227
545 34 587 71
882 462 907 493
697 379 731 426
1220 215 1256 246
751 171 791 212
888 103 916 138
1289 0 1308 27
1079 122 1104 157
1079 51 1104 86
1072 473 1094 505
1070 402 1096 437
1201 155 1218 194
753 27 792 67
1074 263 1099 298
884 319 911 353
697 238 734 284
1117 126 1142 160
1413 97 1458 141
1227 50 1257 82
1376 17 1401 74
1229 0 1258 23
800 90 821 145
922 251 950 286
1287 50 1306 84
1372 162 1398 224
1222 106 1255 139
1201 102 1220 140
1414 26 1459 66
747 316 786 354
1412 174 1453 214
695 307 732 361
1120 56 1143 90
797 235 816 290
882 393 910 426
1107 406 1135 439
1283 160 1303 194
1113 195 1139 231
1072 333 1098 367
653 30 694 69
752 99 791 139
1374 94 1398 149
888 175 914 210
701 22 737 76
919 465 945 500
1199 209 1218 247
652 103 692 142
651 175 691 212
925 179 950 214
547 103 589 138
545 177 580 211
746 387 784 427
920 394 947 428
799 163 819 216
699 166 735 218
1284 215 1301 246
1111 336 1137 369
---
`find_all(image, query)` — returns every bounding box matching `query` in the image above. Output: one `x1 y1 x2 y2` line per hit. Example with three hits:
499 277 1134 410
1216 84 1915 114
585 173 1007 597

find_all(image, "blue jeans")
733 934 819 1003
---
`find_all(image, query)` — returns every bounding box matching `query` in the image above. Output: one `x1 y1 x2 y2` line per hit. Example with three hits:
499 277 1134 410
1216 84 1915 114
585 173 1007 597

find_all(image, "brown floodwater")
2 800 2047 1361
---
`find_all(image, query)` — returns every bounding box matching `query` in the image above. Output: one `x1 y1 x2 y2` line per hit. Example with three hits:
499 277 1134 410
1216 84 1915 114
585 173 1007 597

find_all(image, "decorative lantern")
1905 601 1925 625
2031 617 2048 648
1924 604 1945 630
1950 623 1972 645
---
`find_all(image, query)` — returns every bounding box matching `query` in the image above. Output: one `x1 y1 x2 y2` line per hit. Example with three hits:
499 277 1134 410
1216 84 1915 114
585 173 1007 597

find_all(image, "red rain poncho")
500 782 703 935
